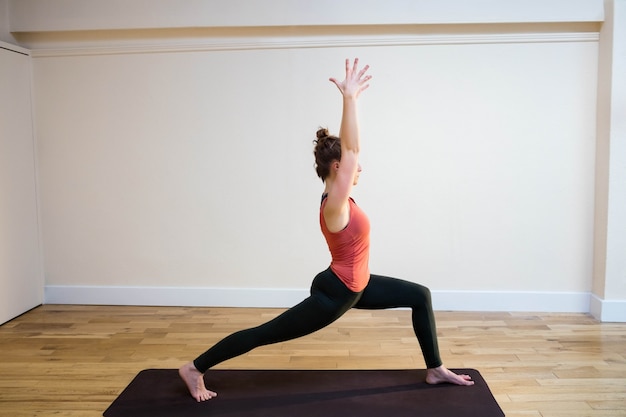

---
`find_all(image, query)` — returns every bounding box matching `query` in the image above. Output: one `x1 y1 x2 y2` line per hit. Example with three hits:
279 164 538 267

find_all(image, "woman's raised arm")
323 58 371 231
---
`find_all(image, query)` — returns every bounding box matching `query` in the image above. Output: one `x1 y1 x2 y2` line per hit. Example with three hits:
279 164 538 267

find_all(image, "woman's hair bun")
312 127 340 181
316 127 330 140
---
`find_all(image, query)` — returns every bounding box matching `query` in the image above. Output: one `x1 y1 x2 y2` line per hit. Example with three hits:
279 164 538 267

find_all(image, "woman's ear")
333 161 340 171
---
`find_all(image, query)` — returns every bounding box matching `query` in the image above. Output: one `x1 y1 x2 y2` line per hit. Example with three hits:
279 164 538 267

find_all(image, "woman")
179 58 474 402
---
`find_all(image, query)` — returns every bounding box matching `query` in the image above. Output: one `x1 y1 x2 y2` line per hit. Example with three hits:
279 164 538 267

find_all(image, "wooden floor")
0 305 624 417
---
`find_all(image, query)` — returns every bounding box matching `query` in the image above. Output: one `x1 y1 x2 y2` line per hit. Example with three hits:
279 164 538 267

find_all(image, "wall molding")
29 32 600 58
590 294 626 322
44 285 595 315
0 40 30 55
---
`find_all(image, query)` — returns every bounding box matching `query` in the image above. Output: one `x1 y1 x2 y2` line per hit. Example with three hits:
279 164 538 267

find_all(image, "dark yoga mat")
103 368 504 417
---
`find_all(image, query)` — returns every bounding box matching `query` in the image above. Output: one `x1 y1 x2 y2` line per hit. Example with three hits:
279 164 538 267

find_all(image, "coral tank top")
320 195 371 292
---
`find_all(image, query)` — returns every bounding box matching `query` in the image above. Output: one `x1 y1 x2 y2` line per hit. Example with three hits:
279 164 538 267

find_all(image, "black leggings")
193 268 442 372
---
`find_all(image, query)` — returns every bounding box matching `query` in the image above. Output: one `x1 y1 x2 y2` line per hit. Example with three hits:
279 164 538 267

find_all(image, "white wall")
592 0 626 322
8 0 604 31
0 42 43 324
0 0 12 43
8 0 608 312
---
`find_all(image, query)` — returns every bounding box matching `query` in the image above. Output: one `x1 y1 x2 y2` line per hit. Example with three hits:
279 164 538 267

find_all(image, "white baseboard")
44 285 594 315
432 290 591 314
590 294 626 322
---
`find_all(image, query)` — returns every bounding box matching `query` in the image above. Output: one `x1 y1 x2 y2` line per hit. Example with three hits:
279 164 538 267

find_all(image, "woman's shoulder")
320 193 355 206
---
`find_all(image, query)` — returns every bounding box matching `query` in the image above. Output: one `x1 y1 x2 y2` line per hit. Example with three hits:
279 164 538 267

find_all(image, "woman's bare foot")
426 365 474 386
178 362 218 402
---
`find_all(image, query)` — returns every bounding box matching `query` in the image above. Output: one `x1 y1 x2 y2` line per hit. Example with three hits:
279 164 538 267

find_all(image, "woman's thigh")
255 268 362 343
354 274 430 310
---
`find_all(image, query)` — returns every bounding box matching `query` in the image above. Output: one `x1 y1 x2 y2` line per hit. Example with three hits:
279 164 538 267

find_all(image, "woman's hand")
329 58 372 99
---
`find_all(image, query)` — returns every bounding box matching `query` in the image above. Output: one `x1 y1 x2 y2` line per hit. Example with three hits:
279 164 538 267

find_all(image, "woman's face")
353 164 362 185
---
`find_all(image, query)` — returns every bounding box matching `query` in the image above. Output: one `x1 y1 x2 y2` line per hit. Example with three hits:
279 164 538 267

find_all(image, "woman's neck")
323 178 334 195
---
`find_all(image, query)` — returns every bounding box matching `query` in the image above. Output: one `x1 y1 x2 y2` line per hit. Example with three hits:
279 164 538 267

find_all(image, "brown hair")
313 127 341 181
